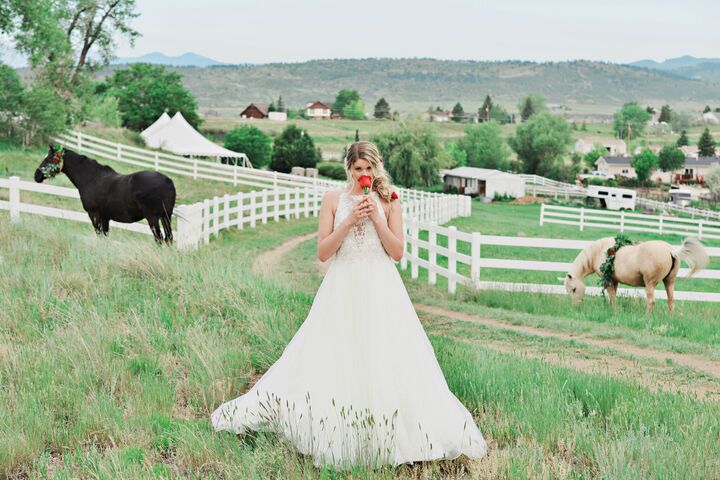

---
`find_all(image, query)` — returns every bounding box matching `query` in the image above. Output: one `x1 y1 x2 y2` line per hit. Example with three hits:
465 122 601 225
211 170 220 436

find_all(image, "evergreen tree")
676 130 689 146
658 104 672 123
268 101 276 112
698 128 717 157
479 95 493 122
520 97 534 122
704 105 712 113
276 95 285 112
646 106 656 114
374 97 391 119
271 125 321 172
451 102 464 122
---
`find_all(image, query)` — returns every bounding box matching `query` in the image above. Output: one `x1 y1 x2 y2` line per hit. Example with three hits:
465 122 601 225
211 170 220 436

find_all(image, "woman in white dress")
211 141 487 469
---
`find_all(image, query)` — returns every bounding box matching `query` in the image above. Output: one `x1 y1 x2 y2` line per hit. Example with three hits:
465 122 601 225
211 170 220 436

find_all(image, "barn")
240 103 269 119
443 167 525 198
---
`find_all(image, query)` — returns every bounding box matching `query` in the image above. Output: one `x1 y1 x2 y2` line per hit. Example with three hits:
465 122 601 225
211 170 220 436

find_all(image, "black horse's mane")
65 148 118 175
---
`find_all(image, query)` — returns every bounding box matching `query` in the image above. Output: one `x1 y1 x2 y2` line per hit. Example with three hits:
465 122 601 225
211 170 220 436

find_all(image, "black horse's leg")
147 217 163 244
101 218 110 236
88 212 103 236
160 214 173 244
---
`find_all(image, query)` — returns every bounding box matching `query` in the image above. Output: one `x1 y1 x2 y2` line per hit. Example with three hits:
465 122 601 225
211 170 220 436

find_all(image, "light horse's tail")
671 237 710 278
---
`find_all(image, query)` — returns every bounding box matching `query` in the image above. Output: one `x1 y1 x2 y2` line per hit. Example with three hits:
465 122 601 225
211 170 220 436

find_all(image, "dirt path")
253 234 720 401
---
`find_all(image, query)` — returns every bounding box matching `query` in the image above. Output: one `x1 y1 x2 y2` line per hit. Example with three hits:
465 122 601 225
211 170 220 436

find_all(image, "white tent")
140 112 250 166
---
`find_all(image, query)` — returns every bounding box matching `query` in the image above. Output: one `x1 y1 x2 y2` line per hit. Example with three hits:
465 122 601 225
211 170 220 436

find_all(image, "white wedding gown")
211 190 487 468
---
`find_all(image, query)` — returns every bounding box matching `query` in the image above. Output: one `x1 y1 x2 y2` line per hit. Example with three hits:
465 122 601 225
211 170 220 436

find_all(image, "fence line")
400 219 720 302
540 204 720 240
520 172 720 220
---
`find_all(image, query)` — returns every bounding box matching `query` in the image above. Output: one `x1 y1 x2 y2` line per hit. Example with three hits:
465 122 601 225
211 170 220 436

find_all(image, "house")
595 156 634 178
305 101 332 119
429 110 451 122
574 138 627 156
633 144 663 155
240 103 269 119
680 145 699 158
442 167 525 198
702 111 720 125
675 157 720 185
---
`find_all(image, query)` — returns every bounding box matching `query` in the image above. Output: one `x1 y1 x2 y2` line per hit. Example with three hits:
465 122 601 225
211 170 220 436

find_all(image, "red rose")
608 248 615 256
391 191 399 200
358 175 372 194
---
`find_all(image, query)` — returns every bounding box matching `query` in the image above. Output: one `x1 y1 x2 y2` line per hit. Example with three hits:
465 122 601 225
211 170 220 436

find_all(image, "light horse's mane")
569 237 614 279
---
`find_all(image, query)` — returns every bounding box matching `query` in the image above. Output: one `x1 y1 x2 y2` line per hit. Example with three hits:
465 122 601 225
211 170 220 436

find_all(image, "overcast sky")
4 0 719 66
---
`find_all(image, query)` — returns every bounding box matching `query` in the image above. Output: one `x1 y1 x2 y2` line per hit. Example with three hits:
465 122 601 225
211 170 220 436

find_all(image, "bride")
211 141 487 469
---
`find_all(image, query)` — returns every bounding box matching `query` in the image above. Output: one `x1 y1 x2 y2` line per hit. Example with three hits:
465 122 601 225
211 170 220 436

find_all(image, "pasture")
3 205 720 479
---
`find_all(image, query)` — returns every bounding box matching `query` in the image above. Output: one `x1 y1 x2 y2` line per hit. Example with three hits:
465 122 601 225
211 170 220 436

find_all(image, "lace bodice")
333 190 391 263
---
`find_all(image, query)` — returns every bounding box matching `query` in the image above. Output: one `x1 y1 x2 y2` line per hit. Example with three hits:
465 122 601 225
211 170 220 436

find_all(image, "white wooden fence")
0 176 152 235
401 219 720 302
540 204 720 240
175 187 471 250
520 173 720 219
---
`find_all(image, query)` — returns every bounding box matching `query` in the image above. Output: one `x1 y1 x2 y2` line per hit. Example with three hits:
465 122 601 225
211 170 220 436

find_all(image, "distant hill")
161 58 720 114
112 51 230 67
629 56 720 82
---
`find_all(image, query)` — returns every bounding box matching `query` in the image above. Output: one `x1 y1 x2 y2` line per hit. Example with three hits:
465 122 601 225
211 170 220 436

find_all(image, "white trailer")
586 185 636 210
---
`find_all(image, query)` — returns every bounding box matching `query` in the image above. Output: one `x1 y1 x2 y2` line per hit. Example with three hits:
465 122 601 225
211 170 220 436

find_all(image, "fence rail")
400 220 720 302
540 204 720 240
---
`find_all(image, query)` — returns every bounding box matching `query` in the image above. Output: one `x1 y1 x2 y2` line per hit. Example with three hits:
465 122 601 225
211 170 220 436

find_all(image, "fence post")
77 131 82 150
428 228 437 285
192 156 197 180
261 189 268 224
699 221 704 240
448 226 457 294
274 190 280 222
658 215 662 235
620 210 625 233
471 232 481 288
273 171 278 189
295 188 301 219
223 194 231 229
212 196 221 238
411 224 419 279
154 151 159 170
233 165 238 186
117 143 121 161
9 176 20 222
400 222 408 270
202 199 210 244
539 203 545 226
579 207 585 231
237 192 245 230
175 203 203 251
250 192 257 228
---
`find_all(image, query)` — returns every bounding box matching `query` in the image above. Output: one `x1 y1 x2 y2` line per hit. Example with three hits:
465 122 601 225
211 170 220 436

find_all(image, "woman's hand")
364 197 384 226
343 197 373 228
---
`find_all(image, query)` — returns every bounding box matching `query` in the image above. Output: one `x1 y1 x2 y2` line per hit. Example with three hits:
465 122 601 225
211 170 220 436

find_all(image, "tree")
631 149 659 183
518 93 546 122
451 102 464 122
333 89 360 115
508 112 572 177
0 63 26 140
706 165 720 201
19 83 68 147
371 122 445 187
373 97 391 119
489 103 511 124
658 146 686 172
658 104 672 123
704 105 712 114
479 95 493 122
101 63 200 131
676 130 689 146
458 121 510 170
443 142 467 168
699 128 717 157
224 125 272 168
646 106 656 114
276 95 285 113
582 146 606 170
670 110 694 132
2 1 140 89
613 102 651 139
343 100 365 120
271 125 320 173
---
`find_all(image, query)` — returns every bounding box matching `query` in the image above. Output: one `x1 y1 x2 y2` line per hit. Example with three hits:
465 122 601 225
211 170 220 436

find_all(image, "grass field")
3 209 720 479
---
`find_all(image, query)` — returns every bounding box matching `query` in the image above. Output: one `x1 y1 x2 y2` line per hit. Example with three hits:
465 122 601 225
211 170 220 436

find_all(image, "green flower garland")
599 234 633 291
40 145 64 178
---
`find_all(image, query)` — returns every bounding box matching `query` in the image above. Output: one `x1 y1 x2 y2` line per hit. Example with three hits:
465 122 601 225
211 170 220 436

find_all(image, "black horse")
35 145 176 244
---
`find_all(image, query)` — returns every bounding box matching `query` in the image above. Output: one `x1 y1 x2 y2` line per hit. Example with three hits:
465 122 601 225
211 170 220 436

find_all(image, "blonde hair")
344 141 397 204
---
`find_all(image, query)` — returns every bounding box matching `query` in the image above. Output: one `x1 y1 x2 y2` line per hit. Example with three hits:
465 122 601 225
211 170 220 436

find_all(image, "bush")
270 124 321 173
317 161 347 180
223 125 272 168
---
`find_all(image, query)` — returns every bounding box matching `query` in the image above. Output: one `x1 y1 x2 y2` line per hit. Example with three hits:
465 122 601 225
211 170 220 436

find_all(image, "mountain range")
628 55 720 82
111 51 230 67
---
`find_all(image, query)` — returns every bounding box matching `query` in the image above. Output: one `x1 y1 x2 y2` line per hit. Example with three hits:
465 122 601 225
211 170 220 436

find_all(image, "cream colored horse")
561 236 709 313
